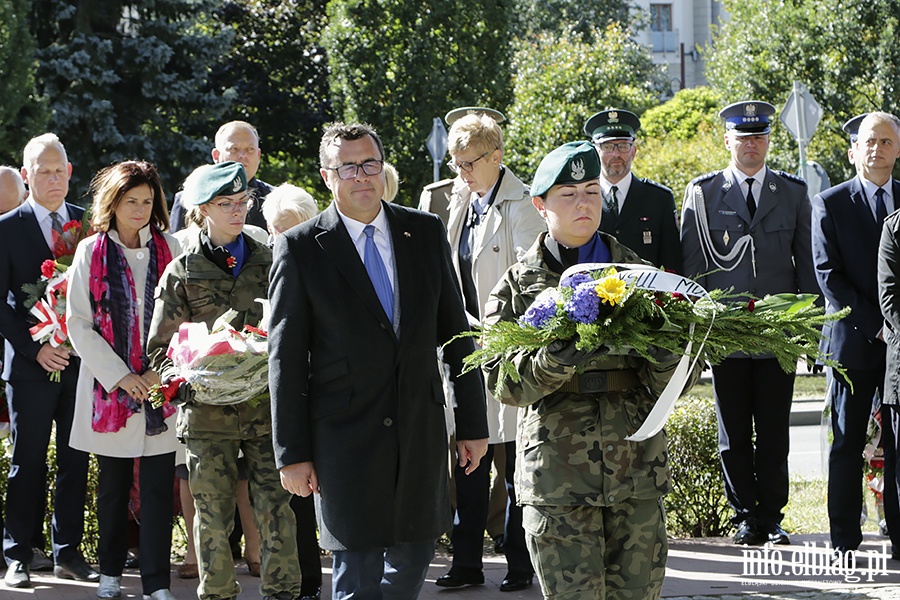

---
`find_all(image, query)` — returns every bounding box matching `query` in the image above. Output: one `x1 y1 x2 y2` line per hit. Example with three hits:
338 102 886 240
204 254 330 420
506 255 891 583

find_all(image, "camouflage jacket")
483 231 692 506
147 229 272 440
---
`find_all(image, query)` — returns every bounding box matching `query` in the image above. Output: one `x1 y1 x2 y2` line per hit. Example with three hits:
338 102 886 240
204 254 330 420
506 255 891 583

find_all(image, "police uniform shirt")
600 172 633 214
726 164 766 210
859 175 895 220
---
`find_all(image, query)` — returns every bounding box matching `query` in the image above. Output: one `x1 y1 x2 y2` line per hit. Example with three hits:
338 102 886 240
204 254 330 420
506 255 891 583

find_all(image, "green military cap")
444 106 506 126
583 109 641 143
530 141 601 198
182 161 248 206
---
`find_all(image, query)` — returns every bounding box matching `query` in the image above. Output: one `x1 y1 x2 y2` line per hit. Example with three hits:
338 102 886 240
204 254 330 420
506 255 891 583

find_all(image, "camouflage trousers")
186 435 302 600
522 498 667 600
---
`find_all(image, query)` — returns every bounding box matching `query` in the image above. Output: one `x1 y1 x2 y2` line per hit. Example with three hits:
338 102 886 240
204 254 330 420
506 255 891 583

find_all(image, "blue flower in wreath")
560 271 593 290
520 289 560 329
564 282 601 324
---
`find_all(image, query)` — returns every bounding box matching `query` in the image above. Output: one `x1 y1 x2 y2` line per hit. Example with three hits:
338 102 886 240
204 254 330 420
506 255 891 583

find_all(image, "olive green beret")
183 161 248 206
530 141 601 197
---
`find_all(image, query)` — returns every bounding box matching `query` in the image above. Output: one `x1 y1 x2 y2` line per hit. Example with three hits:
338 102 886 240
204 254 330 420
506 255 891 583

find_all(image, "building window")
650 4 673 32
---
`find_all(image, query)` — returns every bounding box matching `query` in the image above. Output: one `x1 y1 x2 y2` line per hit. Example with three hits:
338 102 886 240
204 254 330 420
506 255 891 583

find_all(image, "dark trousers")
2 376 88 565
291 492 323 594
450 441 532 577
883 404 900 556
97 453 175 594
712 358 795 525
331 540 434 600
828 368 882 550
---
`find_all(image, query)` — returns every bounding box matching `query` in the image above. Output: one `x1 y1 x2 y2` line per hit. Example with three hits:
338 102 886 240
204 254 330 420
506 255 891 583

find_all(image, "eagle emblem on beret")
570 159 585 180
232 177 242 192
608 111 619 123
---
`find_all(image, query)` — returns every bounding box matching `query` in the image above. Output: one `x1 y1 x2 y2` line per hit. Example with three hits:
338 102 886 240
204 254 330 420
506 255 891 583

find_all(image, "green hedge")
664 394 732 537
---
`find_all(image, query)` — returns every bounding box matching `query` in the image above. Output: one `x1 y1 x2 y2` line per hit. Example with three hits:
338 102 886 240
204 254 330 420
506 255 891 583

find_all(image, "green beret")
183 161 248 206
530 141 601 197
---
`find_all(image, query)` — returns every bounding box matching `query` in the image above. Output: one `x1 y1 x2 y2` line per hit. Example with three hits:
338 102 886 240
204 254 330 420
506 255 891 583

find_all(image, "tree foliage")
510 0 634 42
323 0 515 206
705 0 900 185
0 0 48 166
504 23 667 182
212 0 331 196
29 0 232 201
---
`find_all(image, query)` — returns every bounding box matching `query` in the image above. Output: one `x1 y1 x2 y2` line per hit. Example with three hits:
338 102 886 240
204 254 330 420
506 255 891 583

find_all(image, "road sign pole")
792 81 809 183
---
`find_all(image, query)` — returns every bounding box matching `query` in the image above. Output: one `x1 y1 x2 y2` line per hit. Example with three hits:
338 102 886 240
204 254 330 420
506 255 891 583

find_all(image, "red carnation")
62 220 80 233
41 260 57 279
747 299 755 312
226 256 237 269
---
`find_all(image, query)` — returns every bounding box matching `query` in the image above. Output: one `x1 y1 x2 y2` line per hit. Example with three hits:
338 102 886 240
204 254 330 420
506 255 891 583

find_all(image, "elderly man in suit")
815 111 900 561
170 120 274 231
585 109 682 272
0 134 98 587
269 122 489 599
0 166 26 215
681 101 818 547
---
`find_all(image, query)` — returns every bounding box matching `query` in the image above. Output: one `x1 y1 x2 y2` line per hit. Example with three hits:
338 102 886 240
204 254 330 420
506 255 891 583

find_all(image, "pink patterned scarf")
89 225 175 434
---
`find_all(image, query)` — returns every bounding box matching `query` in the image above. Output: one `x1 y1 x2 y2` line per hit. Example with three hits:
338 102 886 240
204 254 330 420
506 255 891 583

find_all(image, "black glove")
545 337 602 366
647 345 681 363
806 356 824 374
175 381 195 405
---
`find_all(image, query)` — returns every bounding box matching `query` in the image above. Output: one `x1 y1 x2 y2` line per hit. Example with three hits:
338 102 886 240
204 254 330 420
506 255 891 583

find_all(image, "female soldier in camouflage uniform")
147 162 301 600
481 142 697 600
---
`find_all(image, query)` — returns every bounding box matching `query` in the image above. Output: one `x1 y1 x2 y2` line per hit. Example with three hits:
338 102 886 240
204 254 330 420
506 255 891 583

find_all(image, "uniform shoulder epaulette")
422 178 455 192
689 171 721 186
773 170 807 186
638 177 673 194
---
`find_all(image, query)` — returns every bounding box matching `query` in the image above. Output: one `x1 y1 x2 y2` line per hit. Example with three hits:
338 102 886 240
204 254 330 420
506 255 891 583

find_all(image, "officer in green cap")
481 141 698 599
147 160 302 600
584 109 682 272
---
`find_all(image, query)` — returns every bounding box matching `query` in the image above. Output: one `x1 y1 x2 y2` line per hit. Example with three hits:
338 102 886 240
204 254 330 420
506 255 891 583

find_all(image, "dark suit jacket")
0 201 85 381
814 177 898 369
170 177 272 232
878 208 900 405
600 176 682 272
268 201 488 551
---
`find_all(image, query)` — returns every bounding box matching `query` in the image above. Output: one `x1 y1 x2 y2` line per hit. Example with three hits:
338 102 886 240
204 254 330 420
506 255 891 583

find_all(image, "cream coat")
445 167 546 443
67 227 182 458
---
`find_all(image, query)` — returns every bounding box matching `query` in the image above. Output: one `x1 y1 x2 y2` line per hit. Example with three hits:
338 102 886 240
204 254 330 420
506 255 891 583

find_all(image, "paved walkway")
1 532 898 599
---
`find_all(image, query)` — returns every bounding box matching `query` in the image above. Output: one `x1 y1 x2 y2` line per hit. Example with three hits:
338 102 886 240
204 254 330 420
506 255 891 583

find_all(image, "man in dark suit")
681 101 819 547
584 109 682 272
813 111 900 561
170 120 273 231
0 134 97 587
269 122 489 599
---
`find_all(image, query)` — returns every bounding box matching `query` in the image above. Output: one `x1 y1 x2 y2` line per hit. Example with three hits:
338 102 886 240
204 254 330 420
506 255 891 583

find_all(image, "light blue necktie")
364 225 393 320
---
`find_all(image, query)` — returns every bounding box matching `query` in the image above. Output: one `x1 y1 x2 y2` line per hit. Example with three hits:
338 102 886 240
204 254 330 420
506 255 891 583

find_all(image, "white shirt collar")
336 203 389 243
28 197 68 224
728 165 766 186
600 172 633 200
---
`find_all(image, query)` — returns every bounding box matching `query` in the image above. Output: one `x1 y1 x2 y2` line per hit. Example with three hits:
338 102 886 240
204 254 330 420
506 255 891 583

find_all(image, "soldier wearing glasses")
147 161 301 600
584 110 682 273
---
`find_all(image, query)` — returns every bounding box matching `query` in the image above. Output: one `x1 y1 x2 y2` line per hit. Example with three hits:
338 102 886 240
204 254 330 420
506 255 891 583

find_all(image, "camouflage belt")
558 368 640 394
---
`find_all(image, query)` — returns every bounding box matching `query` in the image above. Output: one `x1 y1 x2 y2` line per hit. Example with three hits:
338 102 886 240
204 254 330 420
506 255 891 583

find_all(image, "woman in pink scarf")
67 161 180 600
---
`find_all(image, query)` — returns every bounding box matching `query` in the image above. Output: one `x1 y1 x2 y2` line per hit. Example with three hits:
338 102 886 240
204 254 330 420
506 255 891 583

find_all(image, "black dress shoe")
733 520 764 545
4 560 30 588
435 567 484 588
30 548 53 572
832 547 855 568
765 522 790 545
54 556 100 582
492 534 505 554
500 574 533 592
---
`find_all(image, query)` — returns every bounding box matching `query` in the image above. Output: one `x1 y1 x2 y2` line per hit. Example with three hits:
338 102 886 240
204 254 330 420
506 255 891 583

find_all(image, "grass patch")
782 477 882 535
689 372 827 401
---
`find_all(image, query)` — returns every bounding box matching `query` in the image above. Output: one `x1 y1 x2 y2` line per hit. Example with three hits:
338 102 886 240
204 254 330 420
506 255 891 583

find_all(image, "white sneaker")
97 574 121 599
143 589 177 600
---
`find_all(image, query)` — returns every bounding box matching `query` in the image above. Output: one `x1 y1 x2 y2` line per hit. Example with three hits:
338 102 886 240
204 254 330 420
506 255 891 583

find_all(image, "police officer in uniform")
418 107 506 228
681 101 819 546
584 109 682 272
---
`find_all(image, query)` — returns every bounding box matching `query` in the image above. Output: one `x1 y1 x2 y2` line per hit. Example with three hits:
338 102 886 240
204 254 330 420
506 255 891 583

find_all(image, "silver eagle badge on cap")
570 159 585 180
232 177 242 192
608 111 619 123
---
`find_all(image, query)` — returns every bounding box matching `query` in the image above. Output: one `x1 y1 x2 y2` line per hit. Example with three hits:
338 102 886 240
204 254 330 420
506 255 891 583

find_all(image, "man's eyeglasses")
326 160 384 180
211 195 251 213
448 152 490 174
595 142 634 153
